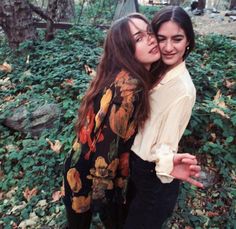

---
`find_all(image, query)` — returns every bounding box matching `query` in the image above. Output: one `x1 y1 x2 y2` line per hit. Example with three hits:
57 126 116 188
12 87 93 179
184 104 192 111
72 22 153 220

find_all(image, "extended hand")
170 153 204 188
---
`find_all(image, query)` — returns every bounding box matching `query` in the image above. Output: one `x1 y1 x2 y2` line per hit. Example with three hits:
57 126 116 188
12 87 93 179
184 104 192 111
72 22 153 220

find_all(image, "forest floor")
191 10 236 37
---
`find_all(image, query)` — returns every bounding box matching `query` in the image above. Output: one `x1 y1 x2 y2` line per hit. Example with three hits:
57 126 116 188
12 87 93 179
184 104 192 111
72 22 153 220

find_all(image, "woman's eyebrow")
132 31 142 36
156 34 184 38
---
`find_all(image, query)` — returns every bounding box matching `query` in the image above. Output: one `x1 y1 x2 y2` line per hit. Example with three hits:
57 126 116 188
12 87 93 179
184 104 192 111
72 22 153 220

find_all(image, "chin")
163 59 176 66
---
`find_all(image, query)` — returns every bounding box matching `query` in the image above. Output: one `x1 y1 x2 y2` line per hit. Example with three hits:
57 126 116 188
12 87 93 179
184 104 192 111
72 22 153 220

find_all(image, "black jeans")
124 153 179 229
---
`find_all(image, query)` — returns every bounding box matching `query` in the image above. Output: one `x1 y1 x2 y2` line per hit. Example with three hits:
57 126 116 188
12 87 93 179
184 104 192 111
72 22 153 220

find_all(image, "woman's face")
156 21 189 69
129 18 160 70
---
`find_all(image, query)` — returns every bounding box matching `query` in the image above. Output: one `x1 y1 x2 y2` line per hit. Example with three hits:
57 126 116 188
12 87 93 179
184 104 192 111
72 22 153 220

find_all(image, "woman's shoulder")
114 70 139 91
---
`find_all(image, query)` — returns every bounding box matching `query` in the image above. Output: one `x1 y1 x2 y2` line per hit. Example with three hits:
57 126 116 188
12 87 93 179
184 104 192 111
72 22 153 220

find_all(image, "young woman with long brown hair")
63 13 162 229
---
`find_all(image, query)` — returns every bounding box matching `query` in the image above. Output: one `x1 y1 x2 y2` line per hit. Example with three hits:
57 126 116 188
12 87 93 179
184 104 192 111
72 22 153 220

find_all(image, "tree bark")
0 0 37 48
47 0 75 22
229 0 236 10
113 0 139 20
169 0 180 5
197 0 206 10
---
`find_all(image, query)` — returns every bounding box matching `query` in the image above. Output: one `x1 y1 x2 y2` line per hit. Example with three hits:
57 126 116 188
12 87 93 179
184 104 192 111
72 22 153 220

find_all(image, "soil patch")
191 11 236 37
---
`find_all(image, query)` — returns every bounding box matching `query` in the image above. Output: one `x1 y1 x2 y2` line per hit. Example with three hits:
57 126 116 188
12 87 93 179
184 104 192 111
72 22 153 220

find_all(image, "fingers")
185 177 204 188
181 158 198 165
189 165 201 177
174 154 196 164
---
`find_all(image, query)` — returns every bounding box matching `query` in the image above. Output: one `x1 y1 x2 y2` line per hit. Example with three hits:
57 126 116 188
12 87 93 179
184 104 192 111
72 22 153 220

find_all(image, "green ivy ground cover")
0 5 236 229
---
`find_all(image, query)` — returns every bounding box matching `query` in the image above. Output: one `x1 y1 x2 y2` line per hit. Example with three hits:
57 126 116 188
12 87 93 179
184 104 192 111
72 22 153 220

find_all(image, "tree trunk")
169 0 180 5
229 0 236 10
47 0 75 22
197 0 206 10
0 0 37 48
113 0 139 20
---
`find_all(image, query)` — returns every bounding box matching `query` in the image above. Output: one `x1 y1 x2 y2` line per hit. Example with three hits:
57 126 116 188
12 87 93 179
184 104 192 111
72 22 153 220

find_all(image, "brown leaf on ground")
207 211 219 217
61 181 65 196
0 62 12 73
84 64 96 77
23 187 38 201
12 222 18 229
211 90 230 118
52 190 63 202
224 79 235 89
65 78 75 85
46 138 62 154
0 192 5 201
3 95 15 102
0 170 4 180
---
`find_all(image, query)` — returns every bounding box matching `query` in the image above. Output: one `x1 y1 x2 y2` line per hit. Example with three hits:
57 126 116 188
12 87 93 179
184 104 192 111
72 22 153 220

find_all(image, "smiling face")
129 18 161 70
157 21 189 69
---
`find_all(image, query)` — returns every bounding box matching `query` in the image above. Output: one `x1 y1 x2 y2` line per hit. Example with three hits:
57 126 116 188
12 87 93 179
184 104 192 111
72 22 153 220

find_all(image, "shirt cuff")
154 144 175 183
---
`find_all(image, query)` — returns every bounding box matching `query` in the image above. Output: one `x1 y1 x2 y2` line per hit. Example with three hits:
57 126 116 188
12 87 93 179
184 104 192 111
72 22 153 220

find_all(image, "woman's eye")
135 36 142 42
157 38 165 42
173 39 182 42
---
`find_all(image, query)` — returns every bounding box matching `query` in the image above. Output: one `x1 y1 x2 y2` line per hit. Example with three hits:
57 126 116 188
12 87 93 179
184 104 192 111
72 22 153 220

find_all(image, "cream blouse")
131 61 196 183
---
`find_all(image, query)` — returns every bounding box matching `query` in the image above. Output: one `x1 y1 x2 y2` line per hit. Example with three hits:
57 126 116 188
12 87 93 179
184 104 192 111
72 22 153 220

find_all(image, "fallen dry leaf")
23 187 38 201
12 222 18 229
224 79 235 89
211 90 230 119
61 180 65 196
84 64 96 77
0 192 4 201
213 90 221 101
52 190 63 202
5 187 18 199
0 169 4 180
65 78 74 85
46 138 62 154
207 211 219 217
0 77 11 86
5 144 19 152
3 95 15 102
0 62 12 73
26 55 30 64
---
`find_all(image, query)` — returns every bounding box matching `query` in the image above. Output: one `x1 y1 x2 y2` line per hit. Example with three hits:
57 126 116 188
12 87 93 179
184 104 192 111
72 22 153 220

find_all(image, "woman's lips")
149 46 159 54
163 53 176 58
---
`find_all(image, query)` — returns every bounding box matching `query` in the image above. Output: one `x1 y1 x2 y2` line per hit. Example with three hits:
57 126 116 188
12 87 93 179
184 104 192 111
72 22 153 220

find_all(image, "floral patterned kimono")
63 70 140 228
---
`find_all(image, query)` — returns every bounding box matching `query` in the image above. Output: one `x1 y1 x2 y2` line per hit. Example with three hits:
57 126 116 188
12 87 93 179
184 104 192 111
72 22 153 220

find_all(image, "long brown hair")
76 13 160 132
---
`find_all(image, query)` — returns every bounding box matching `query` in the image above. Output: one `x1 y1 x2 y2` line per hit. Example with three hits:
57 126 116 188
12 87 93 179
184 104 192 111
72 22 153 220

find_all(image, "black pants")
124 153 179 229
65 201 127 229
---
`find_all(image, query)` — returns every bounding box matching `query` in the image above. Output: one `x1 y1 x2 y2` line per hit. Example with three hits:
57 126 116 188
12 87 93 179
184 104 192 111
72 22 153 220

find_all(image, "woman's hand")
170 153 204 188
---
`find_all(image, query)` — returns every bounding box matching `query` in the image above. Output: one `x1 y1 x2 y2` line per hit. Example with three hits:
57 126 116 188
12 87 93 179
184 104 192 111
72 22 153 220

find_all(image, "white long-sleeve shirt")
131 61 196 183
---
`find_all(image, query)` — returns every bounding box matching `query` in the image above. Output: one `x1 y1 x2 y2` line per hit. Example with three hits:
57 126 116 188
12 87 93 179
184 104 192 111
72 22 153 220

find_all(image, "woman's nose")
164 40 173 52
147 33 155 45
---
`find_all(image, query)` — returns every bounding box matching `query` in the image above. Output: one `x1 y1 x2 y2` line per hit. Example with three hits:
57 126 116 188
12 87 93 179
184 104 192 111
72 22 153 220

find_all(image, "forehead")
157 21 186 36
129 18 148 35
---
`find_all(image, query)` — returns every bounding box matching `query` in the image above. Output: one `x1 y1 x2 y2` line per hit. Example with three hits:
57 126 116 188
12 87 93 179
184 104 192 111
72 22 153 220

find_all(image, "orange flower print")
115 70 129 82
94 88 113 132
115 177 127 189
67 168 82 193
108 159 119 178
119 153 129 177
72 140 81 152
94 156 109 177
79 106 95 146
109 105 131 139
72 195 91 213
123 121 136 141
